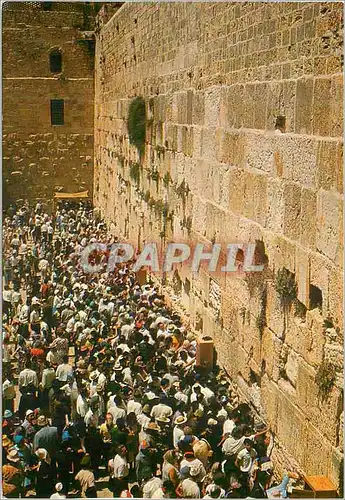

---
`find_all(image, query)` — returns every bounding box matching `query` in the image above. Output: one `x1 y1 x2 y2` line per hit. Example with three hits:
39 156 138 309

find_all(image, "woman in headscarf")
35 448 55 498
162 450 180 488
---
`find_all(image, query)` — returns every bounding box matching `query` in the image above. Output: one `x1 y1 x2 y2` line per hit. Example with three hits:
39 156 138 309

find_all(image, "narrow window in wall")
50 99 64 125
50 49 62 73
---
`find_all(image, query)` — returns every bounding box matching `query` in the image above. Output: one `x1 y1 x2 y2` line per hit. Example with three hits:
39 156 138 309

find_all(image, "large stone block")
330 74 343 138
303 421 333 476
316 190 343 264
296 359 343 448
200 128 218 162
295 78 313 134
228 167 245 216
266 80 296 132
328 268 344 330
218 130 246 168
261 328 283 382
276 388 309 465
313 78 332 136
278 135 317 188
295 245 310 307
266 178 284 233
300 188 317 250
192 91 205 126
316 139 343 193
204 86 222 128
223 84 244 129
246 133 275 175
283 182 301 241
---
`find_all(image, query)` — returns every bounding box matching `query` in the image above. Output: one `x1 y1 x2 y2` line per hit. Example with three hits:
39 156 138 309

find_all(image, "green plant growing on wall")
315 361 336 400
127 96 146 155
129 162 141 185
176 179 190 203
255 284 267 336
154 199 165 217
163 172 172 187
275 267 298 306
323 316 334 329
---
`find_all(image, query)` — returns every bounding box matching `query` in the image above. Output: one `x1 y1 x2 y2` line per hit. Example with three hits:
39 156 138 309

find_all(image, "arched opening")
50 49 62 73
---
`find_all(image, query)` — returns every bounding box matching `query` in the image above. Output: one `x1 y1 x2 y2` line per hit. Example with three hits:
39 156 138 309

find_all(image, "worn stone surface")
93 2 343 490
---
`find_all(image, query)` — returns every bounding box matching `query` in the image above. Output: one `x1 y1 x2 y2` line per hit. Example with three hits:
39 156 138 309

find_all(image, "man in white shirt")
223 410 240 436
18 363 38 391
142 474 163 498
108 445 129 497
222 427 268 457
235 438 257 473
56 356 73 382
179 466 201 498
150 402 173 420
127 392 142 416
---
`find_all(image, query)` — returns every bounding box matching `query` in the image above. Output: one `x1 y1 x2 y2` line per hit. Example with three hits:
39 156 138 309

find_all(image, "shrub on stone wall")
315 361 336 400
127 96 146 155
275 267 298 306
129 162 141 185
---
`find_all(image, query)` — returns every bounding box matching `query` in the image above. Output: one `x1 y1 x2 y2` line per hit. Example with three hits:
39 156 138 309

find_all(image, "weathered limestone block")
274 136 316 191
192 91 205 126
303 421 333 476
266 80 296 132
295 77 313 134
313 77 332 136
222 84 244 129
328 268 343 330
295 245 310 307
266 178 285 233
204 86 221 128
236 218 263 248
228 167 245 216
316 139 343 192
218 130 246 168
330 74 343 137
276 387 309 465
246 133 275 174
305 308 326 366
200 128 218 162
265 281 286 340
218 166 231 211
283 182 301 241
285 315 312 363
329 447 343 493
300 188 317 250
218 211 240 249
285 349 300 386
192 195 207 237
316 189 343 264
261 329 283 381
260 376 280 431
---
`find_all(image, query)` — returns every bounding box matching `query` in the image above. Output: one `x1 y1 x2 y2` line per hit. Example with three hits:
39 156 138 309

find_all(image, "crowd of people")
2 200 300 498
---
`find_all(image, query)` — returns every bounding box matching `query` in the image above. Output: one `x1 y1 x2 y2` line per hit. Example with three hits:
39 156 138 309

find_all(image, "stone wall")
2 2 100 207
94 2 343 489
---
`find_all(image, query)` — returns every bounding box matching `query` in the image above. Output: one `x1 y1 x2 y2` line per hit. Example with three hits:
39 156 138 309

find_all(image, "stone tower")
2 1 103 208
